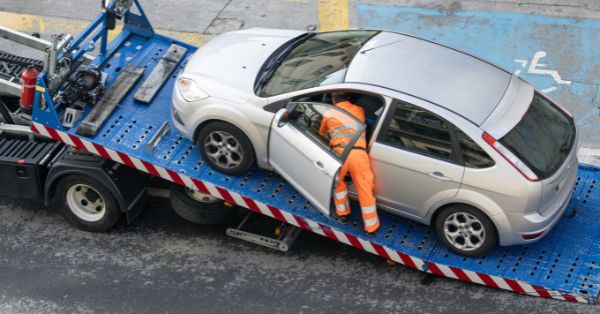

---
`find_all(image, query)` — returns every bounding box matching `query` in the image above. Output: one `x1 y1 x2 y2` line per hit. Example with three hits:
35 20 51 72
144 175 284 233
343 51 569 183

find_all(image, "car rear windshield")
257 30 378 97
499 92 576 180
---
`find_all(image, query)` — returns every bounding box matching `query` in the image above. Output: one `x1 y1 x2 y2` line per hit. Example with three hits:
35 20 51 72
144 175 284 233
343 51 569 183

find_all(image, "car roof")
345 31 512 125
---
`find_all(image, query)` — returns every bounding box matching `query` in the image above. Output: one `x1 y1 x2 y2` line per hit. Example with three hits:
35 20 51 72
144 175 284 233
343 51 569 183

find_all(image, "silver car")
171 29 578 257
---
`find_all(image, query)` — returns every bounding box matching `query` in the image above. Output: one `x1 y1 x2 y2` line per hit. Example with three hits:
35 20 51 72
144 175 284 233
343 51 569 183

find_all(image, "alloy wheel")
204 131 243 169
443 211 486 252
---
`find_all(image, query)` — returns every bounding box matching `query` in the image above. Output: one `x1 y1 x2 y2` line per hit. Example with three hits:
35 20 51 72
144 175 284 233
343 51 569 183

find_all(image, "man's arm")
319 113 328 136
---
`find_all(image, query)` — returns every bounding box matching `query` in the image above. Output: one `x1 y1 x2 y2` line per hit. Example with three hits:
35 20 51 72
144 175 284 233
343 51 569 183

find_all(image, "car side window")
287 102 363 160
378 101 454 161
455 129 495 168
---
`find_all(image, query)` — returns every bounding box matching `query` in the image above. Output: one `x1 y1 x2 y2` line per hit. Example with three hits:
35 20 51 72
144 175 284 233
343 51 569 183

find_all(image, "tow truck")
1 0 600 304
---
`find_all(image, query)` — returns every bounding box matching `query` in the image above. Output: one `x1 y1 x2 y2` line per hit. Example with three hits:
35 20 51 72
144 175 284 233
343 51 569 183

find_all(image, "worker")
319 92 380 235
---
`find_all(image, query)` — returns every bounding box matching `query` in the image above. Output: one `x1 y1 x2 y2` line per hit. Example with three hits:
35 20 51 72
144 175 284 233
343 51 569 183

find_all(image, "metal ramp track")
30 32 600 304
0 50 43 81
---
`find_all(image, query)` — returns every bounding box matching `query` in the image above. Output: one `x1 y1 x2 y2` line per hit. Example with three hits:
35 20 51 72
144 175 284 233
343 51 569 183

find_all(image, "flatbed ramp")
28 17 600 305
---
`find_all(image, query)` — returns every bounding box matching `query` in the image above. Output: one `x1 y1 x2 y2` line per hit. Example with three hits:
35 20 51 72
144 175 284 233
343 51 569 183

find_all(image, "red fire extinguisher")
20 66 40 114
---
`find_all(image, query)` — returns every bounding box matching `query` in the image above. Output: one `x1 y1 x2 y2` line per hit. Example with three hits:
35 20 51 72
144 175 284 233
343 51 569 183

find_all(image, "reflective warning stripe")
333 131 356 139
336 202 350 215
335 190 348 200
365 219 380 233
330 125 354 136
364 217 378 227
361 204 377 215
29 122 592 304
362 211 378 220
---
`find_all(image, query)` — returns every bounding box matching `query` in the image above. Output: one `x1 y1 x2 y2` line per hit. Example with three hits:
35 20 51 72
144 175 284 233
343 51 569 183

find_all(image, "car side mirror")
276 109 289 128
275 102 298 127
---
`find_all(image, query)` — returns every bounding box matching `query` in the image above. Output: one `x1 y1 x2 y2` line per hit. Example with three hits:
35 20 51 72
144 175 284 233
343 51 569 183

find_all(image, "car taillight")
482 132 539 182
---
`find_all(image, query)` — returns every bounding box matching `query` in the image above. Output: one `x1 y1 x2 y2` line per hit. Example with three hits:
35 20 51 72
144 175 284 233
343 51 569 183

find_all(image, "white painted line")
154 165 172 180
491 276 512 290
436 264 458 279
179 174 196 190
254 201 274 217
57 130 75 146
332 229 351 245
357 238 377 255
105 148 123 164
80 139 99 155
34 123 51 137
229 192 247 208
129 156 148 173
280 211 299 226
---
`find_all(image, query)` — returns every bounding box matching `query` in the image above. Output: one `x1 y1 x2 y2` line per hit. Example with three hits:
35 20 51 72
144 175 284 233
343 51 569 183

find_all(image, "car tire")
434 204 497 257
170 184 235 225
197 121 255 175
53 175 122 232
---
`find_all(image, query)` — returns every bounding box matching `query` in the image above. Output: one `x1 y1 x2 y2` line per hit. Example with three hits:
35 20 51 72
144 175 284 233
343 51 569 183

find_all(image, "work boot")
337 215 350 225
367 227 379 237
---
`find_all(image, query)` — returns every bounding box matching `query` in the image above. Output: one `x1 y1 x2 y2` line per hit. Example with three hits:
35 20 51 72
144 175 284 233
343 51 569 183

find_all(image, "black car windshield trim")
255 30 379 97
254 32 315 95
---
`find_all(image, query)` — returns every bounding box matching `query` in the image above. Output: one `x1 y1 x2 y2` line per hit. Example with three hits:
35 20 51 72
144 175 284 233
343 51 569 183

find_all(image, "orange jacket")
319 101 367 151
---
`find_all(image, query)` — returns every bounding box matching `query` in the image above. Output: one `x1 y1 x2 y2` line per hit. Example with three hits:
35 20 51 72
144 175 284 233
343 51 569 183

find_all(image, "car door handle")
428 171 451 182
313 160 329 175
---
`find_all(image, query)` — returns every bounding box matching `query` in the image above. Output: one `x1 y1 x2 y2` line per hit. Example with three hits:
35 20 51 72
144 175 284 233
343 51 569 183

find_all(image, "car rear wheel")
434 205 497 257
197 121 255 175
170 184 235 224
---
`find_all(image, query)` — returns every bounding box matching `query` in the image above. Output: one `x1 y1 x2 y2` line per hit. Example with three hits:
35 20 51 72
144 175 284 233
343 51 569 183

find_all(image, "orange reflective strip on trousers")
361 204 380 233
334 187 350 216
335 149 380 233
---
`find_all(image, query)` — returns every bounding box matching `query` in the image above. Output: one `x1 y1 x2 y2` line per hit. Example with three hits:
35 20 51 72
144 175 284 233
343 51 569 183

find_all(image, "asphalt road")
1 195 598 314
1 0 599 313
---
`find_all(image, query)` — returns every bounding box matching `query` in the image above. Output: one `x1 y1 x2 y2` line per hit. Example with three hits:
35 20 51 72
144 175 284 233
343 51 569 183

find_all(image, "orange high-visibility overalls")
319 101 380 233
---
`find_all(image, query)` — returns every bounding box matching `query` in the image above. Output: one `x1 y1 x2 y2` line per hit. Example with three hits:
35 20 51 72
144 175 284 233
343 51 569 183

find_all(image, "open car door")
268 102 366 216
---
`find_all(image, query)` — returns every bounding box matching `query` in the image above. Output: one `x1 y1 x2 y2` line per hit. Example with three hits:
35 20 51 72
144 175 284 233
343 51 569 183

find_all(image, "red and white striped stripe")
30 122 591 304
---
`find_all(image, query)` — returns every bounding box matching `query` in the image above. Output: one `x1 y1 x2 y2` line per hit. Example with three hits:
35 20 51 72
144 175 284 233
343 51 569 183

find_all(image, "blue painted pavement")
356 4 600 144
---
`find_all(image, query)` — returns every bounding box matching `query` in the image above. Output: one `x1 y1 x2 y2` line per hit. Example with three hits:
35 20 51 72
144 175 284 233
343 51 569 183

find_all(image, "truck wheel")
170 184 234 224
53 175 122 232
197 121 255 175
434 205 497 257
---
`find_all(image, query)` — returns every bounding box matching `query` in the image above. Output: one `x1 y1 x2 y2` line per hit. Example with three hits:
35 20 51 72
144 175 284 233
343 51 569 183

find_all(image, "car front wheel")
434 205 497 257
197 121 255 175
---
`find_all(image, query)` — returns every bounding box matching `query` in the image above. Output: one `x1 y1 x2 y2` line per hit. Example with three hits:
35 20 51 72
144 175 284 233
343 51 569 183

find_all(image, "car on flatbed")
171 29 578 257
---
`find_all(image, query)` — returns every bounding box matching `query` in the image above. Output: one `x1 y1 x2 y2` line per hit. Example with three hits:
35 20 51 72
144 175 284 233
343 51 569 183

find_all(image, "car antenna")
360 39 405 54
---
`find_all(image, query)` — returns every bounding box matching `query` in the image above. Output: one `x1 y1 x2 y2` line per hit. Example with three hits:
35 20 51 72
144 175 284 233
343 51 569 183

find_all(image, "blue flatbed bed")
28 0 600 304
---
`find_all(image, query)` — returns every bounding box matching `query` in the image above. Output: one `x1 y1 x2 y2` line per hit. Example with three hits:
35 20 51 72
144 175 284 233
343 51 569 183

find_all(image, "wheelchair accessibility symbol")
514 51 572 94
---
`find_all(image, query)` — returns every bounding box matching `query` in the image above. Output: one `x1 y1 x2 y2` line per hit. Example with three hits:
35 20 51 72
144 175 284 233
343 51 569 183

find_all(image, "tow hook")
563 207 578 219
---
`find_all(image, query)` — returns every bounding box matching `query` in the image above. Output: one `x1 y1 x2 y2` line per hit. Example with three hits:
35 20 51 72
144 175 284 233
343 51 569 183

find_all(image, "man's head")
332 92 351 104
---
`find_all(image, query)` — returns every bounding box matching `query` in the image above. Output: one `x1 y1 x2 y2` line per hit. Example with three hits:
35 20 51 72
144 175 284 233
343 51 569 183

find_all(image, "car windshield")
499 92 576 179
257 30 378 97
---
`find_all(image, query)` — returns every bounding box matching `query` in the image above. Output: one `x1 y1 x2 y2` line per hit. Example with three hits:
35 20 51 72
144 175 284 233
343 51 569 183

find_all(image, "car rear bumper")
498 159 578 246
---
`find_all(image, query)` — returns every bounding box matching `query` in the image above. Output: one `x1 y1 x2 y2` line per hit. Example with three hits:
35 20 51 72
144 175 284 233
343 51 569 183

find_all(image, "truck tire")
435 204 497 258
170 184 234 225
197 121 255 176
53 175 122 232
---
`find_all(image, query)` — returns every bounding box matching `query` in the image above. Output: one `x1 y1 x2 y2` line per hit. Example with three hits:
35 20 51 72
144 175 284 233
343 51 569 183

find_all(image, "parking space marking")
355 4 600 144
514 51 572 93
318 0 349 31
